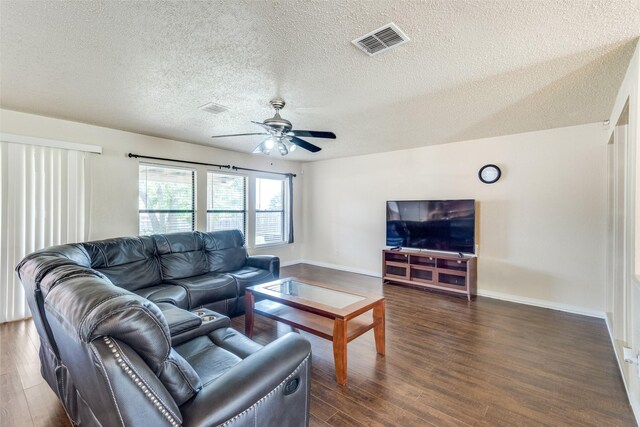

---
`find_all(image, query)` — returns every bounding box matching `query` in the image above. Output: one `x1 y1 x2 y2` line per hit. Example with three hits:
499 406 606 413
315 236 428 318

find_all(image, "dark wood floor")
0 263 635 426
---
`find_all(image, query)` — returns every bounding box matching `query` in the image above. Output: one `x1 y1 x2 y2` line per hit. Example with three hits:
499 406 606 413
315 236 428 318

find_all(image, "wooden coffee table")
245 278 385 385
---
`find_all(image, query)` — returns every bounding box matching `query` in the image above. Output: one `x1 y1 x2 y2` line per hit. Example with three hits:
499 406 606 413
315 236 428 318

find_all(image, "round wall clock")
479 164 501 184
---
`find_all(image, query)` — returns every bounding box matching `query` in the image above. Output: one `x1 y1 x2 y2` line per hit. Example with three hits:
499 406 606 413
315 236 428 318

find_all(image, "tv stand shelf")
382 250 477 300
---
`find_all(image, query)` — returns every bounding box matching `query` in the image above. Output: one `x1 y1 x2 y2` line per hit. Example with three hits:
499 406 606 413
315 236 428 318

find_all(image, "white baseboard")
281 259 304 267
286 259 381 278
477 289 605 319
287 259 605 319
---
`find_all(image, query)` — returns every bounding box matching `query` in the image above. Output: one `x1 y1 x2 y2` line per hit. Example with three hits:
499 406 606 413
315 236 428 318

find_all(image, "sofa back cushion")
202 230 247 273
82 236 162 291
38 243 92 267
153 232 208 280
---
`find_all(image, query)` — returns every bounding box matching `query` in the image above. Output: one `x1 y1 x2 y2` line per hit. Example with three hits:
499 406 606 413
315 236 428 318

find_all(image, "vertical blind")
0 142 87 323
138 164 195 234
207 172 247 238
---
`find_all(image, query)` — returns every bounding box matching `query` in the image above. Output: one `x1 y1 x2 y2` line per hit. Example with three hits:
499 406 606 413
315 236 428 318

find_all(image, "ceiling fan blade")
289 130 336 139
251 121 275 131
288 136 321 153
211 132 268 139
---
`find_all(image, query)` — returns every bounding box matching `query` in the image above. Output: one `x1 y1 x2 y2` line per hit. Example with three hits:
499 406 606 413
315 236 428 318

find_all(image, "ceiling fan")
211 98 336 156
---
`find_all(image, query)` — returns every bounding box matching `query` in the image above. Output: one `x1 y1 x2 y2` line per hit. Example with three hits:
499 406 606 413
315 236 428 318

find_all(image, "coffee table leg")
333 318 348 385
245 291 255 338
373 300 385 355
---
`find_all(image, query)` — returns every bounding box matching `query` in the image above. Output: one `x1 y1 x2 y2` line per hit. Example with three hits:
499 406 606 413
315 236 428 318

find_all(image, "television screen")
386 200 475 253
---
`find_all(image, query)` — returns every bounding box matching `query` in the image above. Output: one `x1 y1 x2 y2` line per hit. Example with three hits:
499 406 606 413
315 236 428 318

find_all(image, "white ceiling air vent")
352 22 410 56
199 102 229 114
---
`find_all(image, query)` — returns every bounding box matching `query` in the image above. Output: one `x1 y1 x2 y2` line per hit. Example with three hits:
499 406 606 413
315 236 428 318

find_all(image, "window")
207 172 247 237
256 177 285 245
138 164 195 234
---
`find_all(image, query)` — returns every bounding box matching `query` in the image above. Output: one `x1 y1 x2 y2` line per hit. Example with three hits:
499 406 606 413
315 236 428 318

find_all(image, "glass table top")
265 279 366 309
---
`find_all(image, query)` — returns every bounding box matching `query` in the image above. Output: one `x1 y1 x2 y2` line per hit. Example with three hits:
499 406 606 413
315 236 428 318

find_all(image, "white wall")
0 109 614 316
302 122 609 316
0 109 303 262
606 40 640 421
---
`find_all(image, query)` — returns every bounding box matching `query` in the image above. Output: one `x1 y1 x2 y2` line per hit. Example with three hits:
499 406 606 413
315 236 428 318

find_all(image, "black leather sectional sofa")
77 229 279 316
16 230 311 427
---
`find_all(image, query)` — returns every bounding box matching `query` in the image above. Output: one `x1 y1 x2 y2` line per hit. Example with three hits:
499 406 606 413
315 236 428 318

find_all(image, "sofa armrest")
246 255 280 279
173 309 231 346
180 332 311 427
156 303 203 336
156 303 231 346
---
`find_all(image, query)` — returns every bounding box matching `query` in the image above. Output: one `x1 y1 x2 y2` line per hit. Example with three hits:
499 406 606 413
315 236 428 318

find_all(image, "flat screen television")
386 199 475 254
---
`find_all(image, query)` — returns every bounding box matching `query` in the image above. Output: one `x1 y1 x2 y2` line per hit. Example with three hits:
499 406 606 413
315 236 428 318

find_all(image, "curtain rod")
232 166 296 178
128 153 296 178
127 153 230 169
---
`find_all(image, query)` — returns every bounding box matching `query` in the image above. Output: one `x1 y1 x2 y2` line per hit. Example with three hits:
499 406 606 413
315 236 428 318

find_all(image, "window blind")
138 164 195 234
256 178 285 245
207 172 247 237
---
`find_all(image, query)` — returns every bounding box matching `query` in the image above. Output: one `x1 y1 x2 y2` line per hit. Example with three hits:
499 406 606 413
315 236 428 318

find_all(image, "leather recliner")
16 231 311 426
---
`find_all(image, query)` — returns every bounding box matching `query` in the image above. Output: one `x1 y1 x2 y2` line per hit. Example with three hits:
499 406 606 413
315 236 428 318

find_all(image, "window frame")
138 162 196 235
254 176 288 247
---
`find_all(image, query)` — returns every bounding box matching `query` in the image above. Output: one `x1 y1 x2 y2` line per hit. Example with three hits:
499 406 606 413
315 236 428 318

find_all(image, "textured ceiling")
1 1 638 161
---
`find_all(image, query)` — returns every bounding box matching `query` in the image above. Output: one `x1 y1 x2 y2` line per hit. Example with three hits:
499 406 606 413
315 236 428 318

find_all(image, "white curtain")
0 142 87 323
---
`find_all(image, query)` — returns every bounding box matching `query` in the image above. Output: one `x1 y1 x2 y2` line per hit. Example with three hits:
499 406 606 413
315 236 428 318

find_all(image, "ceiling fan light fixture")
289 141 297 152
253 141 271 155
277 140 288 156
264 137 275 150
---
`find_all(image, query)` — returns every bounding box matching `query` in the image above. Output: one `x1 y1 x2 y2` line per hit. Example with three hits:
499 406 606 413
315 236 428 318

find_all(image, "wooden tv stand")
382 249 477 300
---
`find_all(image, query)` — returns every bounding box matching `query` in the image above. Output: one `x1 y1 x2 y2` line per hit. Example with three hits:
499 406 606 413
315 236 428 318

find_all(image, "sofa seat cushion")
133 284 189 309
165 272 236 309
174 336 242 387
227 266 275 294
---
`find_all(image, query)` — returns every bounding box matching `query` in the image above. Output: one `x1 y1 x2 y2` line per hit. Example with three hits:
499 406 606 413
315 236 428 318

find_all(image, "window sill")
252 242 291 250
